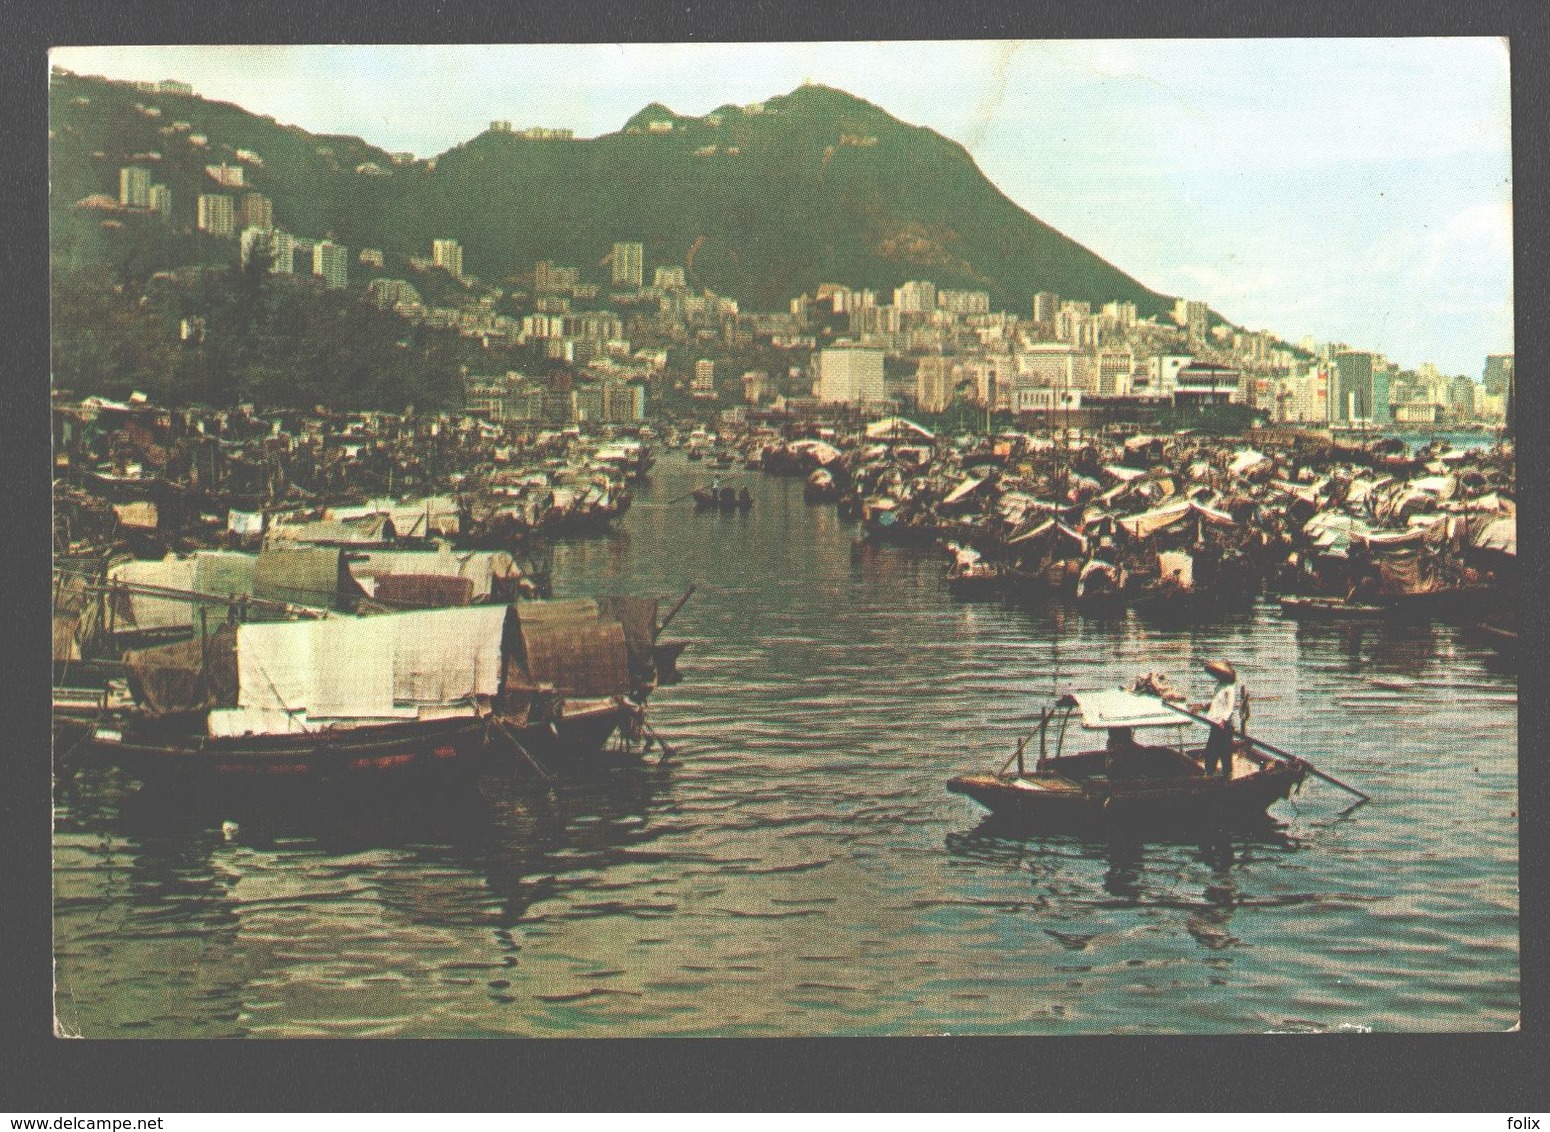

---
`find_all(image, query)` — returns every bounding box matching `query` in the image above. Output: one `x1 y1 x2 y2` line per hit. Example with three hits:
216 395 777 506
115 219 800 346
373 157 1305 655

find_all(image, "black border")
6 0 1547 1113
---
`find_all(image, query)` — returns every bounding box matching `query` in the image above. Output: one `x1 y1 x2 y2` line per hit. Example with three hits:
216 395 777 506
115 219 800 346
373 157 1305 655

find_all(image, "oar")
1156 697 1370 805
639 715 678 764
656 583 697 638
488 714 554 780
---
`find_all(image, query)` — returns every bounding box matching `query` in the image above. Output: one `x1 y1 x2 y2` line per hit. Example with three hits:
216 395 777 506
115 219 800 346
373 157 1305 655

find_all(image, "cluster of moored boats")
698 419 1514 634
53 395 687 793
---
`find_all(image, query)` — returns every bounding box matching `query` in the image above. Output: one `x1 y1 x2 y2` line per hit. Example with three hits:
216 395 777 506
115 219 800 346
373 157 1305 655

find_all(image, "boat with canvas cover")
78 593 690 787
947 684 1320 830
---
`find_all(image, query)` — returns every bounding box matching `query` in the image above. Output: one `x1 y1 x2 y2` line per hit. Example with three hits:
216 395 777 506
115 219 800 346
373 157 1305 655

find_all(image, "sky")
51 41 1514 377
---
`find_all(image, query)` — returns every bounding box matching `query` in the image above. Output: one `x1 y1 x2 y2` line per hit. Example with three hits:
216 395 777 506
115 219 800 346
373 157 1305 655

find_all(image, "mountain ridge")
50 70 1176 318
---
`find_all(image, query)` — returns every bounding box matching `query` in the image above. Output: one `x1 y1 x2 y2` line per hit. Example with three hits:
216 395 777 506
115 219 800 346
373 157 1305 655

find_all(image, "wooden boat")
943 542 1003 599
803 468 841 504
947 688 1310 830
66 594 691 788
692 486 752 512
1278 595 1391 621
1280 586 1496 623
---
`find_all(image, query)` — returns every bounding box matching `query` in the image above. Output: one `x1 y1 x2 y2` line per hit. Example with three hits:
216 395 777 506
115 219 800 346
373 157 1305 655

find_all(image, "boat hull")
947 760 1304 831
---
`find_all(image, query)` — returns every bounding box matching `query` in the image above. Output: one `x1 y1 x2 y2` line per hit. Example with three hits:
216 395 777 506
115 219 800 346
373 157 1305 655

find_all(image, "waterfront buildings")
1331 350 1376 424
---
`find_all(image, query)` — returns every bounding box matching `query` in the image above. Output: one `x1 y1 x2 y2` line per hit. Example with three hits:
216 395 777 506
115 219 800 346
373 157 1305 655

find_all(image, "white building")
816 346 885 405
118 166 151 208
312 240 349 289
1142 355 1193 398
893 280 937 314
196 193 234 238
692 359 716 398
432 238 464 280
937 289 990 316
611 242 644 288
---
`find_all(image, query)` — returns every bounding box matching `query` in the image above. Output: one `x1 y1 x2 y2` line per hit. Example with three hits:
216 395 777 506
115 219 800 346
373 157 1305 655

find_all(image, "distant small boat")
943 542 1002 599
692 487 752 512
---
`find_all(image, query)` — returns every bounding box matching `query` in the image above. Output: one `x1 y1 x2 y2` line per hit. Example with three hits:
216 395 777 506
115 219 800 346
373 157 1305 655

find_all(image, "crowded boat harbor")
54 391 1513 813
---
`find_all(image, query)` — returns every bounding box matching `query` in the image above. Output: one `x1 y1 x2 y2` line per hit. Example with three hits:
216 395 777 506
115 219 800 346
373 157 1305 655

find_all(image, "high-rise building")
937 289 990 316
1184 300 1209 342
1448 375 1478 420
1095 349 1136 398
196 193 234 238
312 239 349 289
914 356 955 413
147 183 171 218
1032 291 1060 327
432 238 464 280
653 265 687 290
612 241 644 288
119 166 151 208
692 359 716 398
1482 354 1514 397
893 281 936 314
534 261 579 294
816 345 885 405
1100 300 1138 330
237 192 273 232
1331 350 1375 423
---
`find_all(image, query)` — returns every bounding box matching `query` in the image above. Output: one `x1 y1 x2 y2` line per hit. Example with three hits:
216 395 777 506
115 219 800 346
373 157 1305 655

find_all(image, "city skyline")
51 40 1513 377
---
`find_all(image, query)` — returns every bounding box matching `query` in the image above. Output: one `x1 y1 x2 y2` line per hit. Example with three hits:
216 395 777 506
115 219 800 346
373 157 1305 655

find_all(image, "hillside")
50 73 1173 315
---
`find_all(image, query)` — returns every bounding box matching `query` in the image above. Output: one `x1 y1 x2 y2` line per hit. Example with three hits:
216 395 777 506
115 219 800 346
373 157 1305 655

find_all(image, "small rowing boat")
947 684 1334 830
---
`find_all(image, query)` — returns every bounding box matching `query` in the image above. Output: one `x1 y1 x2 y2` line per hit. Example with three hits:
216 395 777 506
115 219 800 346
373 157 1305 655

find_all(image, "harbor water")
52 453 1519 1036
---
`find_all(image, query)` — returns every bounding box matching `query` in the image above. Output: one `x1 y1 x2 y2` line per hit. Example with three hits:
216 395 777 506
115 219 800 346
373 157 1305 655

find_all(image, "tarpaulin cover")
596 595 660 681
941 477 985 506
510 620 631 698
192 551 256 606
1118 500 1192 540
124 626 238 717
267 514 394 545
1473 516 1516 556
108 555 197 630
865 417 935 441
390 605 507 703
1229 449 1268 476
226 510 263 536
113 501 159 530
347 548 509 601
373 573 474 609
254 545 344 609
237 617 396 719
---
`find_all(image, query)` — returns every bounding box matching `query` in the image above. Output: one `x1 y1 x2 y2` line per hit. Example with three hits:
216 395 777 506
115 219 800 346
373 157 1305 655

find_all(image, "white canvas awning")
1065 689 1190 731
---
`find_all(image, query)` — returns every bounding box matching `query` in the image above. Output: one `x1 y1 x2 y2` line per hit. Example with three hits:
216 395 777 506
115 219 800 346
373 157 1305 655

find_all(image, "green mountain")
50 72 1172 315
